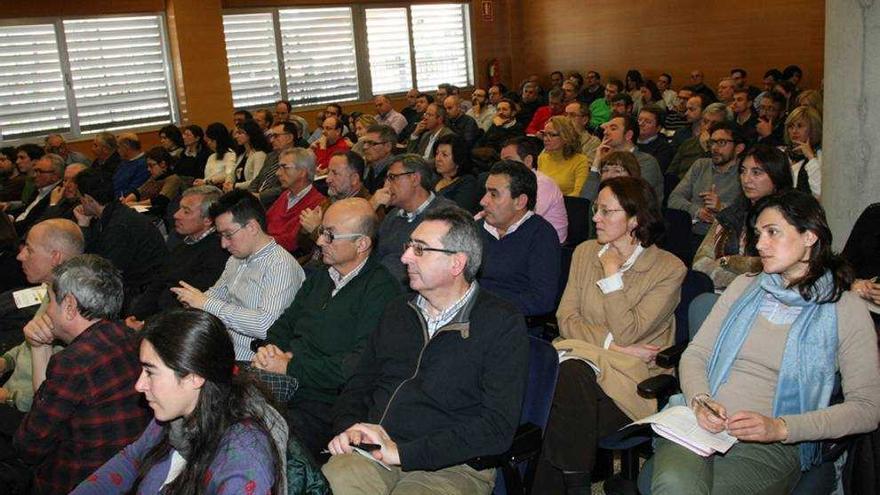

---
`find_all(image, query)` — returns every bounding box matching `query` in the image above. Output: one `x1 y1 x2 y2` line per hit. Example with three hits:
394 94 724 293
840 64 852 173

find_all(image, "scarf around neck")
706 271 838 470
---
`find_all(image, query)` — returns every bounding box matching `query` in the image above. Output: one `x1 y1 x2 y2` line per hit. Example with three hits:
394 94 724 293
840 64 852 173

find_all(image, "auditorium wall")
1 0 824 154
507 0 825 92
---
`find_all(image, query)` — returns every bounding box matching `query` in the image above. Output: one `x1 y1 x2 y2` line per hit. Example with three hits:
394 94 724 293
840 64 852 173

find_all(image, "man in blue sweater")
477 160 561 317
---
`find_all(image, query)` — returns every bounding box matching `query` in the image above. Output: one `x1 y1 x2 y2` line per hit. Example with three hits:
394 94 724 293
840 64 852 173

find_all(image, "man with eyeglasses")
44 134 90 167
669 121 746 247
33 162 86 225
668 101 732 179
373 154 455 289
11 154 63 234
252 197 398 457
247 121 299 208
515 81 542 128
171 189 303 361
323 205 528 495
636 105 674 173
581 71 604 106
565 101 601 163
407 103 455 161
264 147 326 255
584 115 664 205
362 124 398 194
477 160 561 318
297 151 384 264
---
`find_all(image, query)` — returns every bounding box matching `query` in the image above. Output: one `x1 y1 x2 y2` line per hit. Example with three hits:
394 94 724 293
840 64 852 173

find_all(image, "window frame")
0 13 179 147
221 2 475 112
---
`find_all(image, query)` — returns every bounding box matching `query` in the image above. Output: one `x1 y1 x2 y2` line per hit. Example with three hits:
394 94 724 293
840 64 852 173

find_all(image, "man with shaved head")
253 197 399 455
443 95 480 148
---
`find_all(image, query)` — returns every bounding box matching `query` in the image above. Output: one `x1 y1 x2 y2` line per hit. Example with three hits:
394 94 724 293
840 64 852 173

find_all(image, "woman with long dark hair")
652 191 880 494
195 123 237 186
693 144 793 289
72 309 287 494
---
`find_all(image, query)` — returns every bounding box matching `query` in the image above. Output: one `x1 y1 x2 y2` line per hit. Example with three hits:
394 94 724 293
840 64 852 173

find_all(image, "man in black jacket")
72 168 167 314
323 205 529 495
124 185 228 327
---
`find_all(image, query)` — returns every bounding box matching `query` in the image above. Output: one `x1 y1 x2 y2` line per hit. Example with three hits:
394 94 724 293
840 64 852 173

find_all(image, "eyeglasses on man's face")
317 225 363 243
219 225 244 240
403 240 457 257
385 171 415 182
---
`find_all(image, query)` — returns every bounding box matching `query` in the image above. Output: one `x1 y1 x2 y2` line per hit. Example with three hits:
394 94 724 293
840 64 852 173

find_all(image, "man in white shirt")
171 189 303 361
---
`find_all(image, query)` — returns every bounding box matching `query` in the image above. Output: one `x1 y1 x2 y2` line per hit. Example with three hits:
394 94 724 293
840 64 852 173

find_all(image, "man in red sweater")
526 88 565 136
265 148 326 255
310 115 350 174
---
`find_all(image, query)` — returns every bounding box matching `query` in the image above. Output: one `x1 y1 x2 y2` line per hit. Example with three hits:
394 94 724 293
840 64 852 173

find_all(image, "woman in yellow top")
537 116 588 196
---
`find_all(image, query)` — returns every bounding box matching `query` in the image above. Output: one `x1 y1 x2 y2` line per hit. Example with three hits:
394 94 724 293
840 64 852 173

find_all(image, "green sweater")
267 255 399 404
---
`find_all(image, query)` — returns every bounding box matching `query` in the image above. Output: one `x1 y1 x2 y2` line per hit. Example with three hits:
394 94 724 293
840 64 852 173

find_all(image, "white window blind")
365 8 412 95
410 4 472 91
222 13 282 109
278 7 359 106
63 16 175 133
0 24 70 140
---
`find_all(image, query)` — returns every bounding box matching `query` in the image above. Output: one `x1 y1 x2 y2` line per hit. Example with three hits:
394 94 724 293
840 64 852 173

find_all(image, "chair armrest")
637 374 679 399
655 342 688 368
466 423 543 471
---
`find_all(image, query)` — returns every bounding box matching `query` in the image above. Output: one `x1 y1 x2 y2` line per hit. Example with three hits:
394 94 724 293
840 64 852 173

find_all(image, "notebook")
629 405 737 457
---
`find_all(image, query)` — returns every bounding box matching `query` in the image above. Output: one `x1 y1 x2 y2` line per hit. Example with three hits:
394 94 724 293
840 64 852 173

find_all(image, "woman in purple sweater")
71 309 288 495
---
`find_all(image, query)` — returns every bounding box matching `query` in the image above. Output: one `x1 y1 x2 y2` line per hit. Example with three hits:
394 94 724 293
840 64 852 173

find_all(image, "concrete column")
823 0 880 249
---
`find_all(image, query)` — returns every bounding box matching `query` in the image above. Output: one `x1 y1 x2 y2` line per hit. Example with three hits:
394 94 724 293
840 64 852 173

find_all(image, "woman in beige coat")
532 176 686 494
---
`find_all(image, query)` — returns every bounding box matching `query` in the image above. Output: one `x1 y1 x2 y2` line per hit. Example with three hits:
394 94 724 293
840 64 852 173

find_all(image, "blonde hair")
796 89 823 117
785 105 822 147
546 115 580 158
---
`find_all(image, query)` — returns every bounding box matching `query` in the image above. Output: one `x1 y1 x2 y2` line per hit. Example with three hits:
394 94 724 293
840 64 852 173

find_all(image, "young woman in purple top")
72 309 287 495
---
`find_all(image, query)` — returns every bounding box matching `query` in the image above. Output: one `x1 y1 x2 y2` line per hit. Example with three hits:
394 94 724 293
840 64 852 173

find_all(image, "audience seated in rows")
265 148 326 255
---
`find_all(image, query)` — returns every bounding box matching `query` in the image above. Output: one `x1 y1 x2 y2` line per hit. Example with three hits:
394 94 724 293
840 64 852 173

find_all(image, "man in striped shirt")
171 189 303 361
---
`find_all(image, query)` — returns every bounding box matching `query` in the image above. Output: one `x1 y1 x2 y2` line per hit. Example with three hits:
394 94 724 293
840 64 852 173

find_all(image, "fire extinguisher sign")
481 0 494 22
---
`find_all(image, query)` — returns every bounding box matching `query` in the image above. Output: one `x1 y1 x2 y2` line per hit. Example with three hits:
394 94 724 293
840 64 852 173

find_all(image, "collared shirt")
329 256 369 297
375 109 408 134
398 192 435 223
16 180 60 222
422 128 443 160
286 184 314 210
14 320 150 495
183 226 216 245
637 134 659 145
482 210 534 240
204 239 304 360
595 243 646 349
595 243 646 294
416 282 478 338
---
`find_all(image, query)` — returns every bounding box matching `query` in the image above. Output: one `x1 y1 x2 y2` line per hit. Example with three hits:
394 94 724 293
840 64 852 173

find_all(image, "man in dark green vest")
252 197 399 456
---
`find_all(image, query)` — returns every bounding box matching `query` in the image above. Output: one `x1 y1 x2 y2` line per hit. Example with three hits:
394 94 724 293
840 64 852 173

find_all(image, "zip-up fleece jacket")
331 286 529 472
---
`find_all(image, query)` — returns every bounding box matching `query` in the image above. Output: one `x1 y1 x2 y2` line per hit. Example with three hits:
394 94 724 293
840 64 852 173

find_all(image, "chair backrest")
563 196 590 248
662 173 680 209
674 270 714 345
520 336 560 431
660 208 695 265
688 292 719 339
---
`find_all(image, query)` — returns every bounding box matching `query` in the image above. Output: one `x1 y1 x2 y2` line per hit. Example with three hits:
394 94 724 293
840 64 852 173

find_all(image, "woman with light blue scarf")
652 190 880 494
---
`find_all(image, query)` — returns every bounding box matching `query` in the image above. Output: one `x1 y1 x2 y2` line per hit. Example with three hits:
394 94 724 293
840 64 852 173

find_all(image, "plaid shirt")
14 320 152 495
